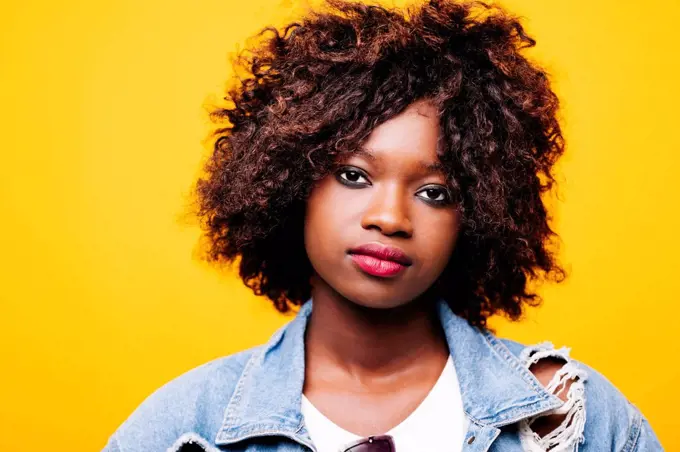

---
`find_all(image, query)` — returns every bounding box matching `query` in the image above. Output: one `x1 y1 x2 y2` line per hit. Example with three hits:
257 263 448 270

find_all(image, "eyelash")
334 167 452 206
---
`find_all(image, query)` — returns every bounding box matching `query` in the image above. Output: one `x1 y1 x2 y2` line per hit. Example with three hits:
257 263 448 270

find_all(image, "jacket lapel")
214 299 563 450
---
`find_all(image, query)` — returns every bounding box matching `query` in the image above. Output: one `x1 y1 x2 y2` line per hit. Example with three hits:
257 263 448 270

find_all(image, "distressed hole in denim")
518 342 588 452
168 433 222 452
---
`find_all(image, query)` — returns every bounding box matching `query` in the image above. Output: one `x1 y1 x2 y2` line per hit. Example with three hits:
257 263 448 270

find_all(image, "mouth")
347 242 413 278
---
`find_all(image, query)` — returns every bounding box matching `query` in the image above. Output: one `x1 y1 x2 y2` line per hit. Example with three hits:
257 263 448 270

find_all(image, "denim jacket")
103 299 662 452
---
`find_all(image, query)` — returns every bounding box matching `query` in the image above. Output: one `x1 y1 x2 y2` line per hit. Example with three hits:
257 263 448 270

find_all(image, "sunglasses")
341 435 396 452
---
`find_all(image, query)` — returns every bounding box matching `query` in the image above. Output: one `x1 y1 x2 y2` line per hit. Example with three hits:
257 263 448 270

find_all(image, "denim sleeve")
630 407 664 451
102 433 123 452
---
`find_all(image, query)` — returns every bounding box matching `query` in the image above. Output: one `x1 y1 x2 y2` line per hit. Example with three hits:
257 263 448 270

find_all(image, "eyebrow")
352 148 377 162
352 148 446 175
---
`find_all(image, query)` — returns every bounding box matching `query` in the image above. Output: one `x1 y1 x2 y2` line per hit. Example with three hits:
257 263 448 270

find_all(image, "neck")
305 276 449 377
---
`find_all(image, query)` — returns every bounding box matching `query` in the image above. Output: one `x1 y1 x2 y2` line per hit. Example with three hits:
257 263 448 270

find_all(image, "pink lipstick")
348 242 412 278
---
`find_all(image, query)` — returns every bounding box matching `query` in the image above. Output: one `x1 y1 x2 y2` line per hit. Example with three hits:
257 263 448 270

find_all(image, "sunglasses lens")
345 437 395 452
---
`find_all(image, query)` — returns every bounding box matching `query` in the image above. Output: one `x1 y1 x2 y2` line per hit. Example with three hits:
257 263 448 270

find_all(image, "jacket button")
467 435 476 444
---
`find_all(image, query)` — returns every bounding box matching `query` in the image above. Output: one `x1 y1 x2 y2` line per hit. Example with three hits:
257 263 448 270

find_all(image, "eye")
416 186 451 205
336 167 370 186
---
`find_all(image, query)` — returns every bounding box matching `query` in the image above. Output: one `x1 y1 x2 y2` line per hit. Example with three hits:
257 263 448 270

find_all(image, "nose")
360 183 413 238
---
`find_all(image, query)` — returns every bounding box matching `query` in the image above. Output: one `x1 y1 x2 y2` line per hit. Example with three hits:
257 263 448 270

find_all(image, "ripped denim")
518 342 589 452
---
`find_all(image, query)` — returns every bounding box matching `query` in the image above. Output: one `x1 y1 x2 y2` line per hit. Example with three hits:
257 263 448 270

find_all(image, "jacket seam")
218 347 261 436
621 403 643 452
483 332 555 400
216 429 315 451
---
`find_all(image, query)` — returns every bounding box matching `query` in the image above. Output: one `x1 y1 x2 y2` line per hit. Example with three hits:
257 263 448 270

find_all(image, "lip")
347 242 413 278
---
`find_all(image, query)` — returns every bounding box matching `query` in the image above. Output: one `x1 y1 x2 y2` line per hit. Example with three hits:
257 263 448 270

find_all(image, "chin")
338 283 420 310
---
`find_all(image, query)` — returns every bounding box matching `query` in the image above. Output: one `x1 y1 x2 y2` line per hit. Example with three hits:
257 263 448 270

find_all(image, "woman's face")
304 100 462 309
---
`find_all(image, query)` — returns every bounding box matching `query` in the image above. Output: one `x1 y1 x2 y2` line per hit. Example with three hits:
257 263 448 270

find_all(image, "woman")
103 0 662 450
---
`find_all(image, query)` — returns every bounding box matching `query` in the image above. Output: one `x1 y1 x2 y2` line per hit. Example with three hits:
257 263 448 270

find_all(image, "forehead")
350 100 442 167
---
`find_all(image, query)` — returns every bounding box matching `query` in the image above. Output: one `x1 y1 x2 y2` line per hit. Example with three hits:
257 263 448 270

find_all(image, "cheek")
306 180 335 232
414 210 460 272
303 179 353 259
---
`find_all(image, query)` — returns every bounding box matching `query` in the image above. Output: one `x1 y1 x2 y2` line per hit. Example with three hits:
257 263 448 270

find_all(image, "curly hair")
193 0 567 328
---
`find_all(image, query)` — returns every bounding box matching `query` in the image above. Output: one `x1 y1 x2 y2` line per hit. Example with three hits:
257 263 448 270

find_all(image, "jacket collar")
214 299 563 447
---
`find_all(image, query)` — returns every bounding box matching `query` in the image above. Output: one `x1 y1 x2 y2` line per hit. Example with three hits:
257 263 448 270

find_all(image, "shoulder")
498 338 662 451
102 346 260 452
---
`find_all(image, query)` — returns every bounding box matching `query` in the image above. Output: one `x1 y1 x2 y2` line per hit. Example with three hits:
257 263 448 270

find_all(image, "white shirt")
301 355 469 452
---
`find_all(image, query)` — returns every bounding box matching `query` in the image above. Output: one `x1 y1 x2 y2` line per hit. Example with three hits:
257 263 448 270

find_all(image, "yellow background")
1 0 678 450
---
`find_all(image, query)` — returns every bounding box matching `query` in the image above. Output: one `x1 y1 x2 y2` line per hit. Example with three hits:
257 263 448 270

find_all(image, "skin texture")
303 100 455 435
304 100 460 310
